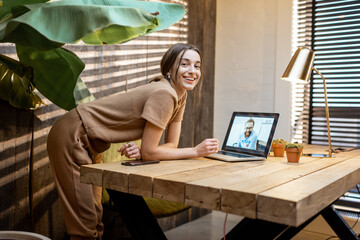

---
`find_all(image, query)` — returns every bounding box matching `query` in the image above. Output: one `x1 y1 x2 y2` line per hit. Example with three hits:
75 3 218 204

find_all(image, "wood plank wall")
180 0 216 148
0 0 215 238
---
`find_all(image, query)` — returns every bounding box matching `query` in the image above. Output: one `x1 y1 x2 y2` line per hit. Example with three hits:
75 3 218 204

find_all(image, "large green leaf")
0 0 49 20
22 0 186 34
16 45 86 110
73 77 96 105
108 0 187 33
0 0 185 50
0 54 43 110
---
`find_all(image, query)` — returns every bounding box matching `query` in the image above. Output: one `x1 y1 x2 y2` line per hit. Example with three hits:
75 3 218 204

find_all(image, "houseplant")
284 143 303 163
272 138 287 157
0 0 186 110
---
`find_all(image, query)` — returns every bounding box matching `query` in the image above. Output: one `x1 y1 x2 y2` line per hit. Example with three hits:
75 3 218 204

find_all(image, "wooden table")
80 145 360 239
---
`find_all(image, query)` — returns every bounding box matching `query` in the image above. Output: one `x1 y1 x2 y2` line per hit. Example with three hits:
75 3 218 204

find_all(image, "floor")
165 211 242 240
165 211 360 240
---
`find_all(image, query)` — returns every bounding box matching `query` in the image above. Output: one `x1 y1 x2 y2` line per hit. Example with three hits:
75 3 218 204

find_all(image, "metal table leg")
321 205 358 240
106 189 167 240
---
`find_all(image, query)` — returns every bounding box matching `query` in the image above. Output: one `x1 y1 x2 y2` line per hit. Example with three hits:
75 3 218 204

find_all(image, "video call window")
225 116 275 152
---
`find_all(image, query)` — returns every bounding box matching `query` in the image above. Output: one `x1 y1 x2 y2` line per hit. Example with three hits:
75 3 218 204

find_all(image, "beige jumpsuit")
47 79 186 239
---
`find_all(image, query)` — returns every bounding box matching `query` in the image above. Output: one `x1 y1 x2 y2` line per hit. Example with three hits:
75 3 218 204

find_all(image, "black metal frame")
106 189 167 240
106 189 358 240
223 205 358 240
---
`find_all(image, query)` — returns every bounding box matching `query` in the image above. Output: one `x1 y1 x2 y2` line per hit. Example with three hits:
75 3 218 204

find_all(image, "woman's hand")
195 138 219 157
118 142 141 160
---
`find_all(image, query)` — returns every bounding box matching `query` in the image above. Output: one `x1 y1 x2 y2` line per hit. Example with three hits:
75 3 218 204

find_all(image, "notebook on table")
206 112 279 162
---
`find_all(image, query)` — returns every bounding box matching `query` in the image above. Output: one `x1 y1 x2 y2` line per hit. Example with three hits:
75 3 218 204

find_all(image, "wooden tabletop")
80 144 360 227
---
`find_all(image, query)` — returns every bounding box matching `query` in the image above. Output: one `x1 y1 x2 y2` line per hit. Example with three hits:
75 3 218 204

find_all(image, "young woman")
47 43 219 239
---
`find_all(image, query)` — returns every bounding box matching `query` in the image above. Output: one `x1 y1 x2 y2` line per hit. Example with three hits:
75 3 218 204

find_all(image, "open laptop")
206 112 279 162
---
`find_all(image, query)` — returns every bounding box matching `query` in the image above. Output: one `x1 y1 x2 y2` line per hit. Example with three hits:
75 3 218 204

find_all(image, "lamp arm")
312 67 333 155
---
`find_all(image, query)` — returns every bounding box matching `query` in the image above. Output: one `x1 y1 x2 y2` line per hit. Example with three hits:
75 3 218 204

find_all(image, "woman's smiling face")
170 49 201 95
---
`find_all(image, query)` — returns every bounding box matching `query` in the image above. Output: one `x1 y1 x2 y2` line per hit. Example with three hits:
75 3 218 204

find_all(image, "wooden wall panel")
0 99 32 231
179 0 216 148
194 0 216 144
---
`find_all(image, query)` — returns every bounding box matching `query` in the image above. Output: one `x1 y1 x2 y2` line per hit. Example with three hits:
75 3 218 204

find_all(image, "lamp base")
302 153 335 158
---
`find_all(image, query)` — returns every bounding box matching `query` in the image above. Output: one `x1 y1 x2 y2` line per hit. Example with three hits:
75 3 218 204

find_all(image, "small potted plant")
272 139 287 157
284 143 304 163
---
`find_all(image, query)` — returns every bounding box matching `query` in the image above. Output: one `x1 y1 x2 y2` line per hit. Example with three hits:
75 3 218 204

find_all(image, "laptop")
206 112 279 162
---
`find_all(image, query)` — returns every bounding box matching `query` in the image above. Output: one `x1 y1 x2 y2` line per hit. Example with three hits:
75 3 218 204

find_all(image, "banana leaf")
0 0 49 20
0 0 186 50
16 44 87 110
74 77 96 105
0 53 42 110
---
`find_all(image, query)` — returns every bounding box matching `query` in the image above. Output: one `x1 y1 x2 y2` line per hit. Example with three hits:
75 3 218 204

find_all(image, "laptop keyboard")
218 151 253 158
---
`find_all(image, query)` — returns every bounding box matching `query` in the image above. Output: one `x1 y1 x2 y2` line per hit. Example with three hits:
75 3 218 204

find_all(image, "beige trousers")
47 109 104 240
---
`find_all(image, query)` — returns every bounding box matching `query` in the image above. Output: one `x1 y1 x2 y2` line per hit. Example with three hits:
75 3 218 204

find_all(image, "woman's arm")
141 121 219 160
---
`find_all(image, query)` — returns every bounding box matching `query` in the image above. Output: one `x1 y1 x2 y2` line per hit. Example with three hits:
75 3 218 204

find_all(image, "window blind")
293 0 360 147
312 0 360 216
291 0 312 143
294 0 360 215
311 0 360 147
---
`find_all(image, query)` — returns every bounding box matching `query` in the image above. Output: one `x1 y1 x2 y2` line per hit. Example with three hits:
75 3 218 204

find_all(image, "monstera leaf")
0 0 186 110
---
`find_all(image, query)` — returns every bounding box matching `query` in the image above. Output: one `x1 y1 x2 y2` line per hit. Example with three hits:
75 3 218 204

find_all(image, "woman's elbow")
141 149 156 161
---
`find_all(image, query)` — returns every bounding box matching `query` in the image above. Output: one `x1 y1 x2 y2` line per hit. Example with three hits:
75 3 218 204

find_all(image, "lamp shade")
281 47 315 82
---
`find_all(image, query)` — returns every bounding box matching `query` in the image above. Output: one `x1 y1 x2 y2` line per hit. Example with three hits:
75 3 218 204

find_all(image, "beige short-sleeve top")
76 78 186 146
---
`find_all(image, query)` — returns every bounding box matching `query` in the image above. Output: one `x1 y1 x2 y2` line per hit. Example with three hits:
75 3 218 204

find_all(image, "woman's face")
170 49 201 94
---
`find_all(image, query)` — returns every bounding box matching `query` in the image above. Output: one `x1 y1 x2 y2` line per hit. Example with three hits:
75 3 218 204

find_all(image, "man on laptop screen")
237 118 257 150
206 112 279 162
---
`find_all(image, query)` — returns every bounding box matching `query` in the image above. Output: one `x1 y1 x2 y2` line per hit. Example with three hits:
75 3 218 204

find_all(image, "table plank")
152 161 258 203
184 160 291 212
80 161 122 187
127 159 223 198
257 155 360 226
220 155 350 218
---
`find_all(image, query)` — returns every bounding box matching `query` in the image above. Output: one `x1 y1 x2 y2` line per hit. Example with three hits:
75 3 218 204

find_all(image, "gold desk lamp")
281 47 334 157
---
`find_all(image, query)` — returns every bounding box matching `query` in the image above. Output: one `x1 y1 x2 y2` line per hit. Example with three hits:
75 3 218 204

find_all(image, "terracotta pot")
272 143 285 157
285 148 303 163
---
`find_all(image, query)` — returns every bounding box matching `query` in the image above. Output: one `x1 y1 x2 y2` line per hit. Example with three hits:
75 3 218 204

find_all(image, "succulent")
272 139 287 144
284 143 303 149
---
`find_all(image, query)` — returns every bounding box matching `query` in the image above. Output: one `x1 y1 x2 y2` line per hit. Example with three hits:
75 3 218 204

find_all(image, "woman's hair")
153 43 203 102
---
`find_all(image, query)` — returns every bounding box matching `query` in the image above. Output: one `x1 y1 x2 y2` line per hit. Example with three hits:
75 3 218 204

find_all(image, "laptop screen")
222 112 279 157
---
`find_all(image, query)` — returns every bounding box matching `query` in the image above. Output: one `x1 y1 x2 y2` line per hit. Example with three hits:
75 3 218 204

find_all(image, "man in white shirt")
238 119 258 150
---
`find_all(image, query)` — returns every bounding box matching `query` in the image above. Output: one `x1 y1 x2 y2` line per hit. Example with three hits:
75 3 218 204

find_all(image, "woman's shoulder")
148 78 178 99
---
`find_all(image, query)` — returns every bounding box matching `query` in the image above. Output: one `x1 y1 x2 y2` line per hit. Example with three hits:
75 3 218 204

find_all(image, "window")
291 0 312 144
293 0 360 147
293 0 360 214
